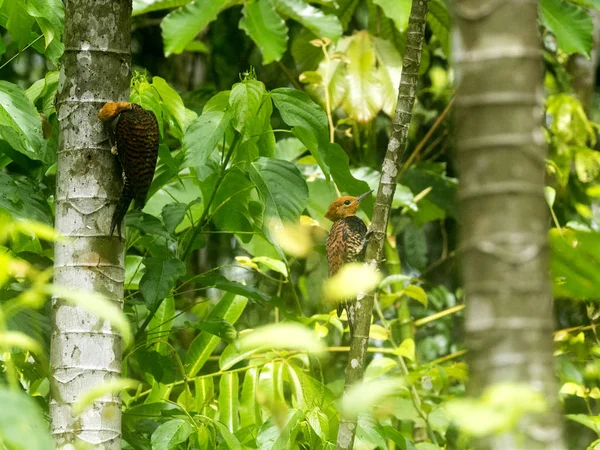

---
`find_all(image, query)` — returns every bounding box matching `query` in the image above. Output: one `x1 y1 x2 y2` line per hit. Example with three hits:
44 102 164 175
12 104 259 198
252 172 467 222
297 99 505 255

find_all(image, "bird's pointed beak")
356 190 373 203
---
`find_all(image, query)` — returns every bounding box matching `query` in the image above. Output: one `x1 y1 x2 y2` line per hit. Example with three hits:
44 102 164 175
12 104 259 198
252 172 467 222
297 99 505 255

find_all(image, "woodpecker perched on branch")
98 102 159 239
325 190 372 335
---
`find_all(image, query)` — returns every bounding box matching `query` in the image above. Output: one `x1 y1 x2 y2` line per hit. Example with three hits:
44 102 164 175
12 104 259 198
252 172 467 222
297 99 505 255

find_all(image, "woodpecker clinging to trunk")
325 190 372 335
98 102 159 239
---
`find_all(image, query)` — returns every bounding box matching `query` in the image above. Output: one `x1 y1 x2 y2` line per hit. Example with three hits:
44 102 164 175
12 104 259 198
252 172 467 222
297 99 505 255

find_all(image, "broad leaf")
540 0 592 56
240 367 261 427
133 0 190 16
151 419 193 449
0 81 44 161
150 295 175 355
272 0 342 39
0 387 53 450
0 172 52 224
183 110 233 168
161 0 230 55
428 0 451 58
240 0 288 64
139 257 186 309
190 317 237 344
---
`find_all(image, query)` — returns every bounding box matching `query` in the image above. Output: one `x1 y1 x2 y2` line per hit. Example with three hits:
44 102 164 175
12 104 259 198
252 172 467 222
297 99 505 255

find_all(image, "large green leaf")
219 372 240 432
540 0 592 56
210 167 255 239
139 257 186 309
186 293 248 376
195 273 272 304
150 295 175 355
342 31 383 123
151 419 193 449
240 0 288 64
26 0 64 48
0 172 52 224
272 0 342 39
249 157 308 225
550 229 600 299
256 409 304 449
0 81 44 161
271 88 373 212
427 0 451 58
215 421 243 449
240 367 261 427
161 0 231 55
0 387 54 450
1 1 34 48
371 0 410 33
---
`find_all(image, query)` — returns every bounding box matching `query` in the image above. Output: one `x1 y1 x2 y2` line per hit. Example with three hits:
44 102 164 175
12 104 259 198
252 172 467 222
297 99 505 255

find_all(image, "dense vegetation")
1 0 600 449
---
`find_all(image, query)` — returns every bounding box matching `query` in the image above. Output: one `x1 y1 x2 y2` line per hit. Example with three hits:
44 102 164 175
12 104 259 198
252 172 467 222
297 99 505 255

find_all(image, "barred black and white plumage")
325 191 372 336
98 102 159 239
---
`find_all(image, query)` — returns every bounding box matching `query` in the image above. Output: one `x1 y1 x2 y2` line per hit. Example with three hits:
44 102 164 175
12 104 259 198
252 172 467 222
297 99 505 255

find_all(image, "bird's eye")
344 200 351 205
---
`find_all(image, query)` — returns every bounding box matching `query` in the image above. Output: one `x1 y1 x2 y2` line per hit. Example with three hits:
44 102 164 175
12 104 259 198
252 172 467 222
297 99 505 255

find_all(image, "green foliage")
2 0 600 448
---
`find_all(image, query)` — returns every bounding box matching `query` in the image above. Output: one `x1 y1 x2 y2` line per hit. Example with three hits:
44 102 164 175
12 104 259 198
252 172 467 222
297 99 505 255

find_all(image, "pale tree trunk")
51 0 131 448
335 0 430 448
452 1 565 448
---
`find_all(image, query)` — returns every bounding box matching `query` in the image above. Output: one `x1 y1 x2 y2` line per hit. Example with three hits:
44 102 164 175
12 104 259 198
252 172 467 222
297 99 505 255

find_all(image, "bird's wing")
326 220 346 277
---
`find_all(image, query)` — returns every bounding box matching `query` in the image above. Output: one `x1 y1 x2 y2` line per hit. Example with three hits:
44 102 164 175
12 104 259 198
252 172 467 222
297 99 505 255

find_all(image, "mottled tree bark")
51 0 131 448
335 1 429 448
452 1 565 448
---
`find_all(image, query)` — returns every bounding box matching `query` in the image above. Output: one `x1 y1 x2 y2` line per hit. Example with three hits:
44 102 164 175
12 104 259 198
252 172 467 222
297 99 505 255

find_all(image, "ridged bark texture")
335 1 429 448
51 0 131 448
452 1 565 448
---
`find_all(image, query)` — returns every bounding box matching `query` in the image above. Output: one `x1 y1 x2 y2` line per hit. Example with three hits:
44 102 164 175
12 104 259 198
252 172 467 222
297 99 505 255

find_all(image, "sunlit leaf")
139 257 186 310
272 0 342 39
240 0 288 64
402 285 427 307
393 338 415 362
341 377 405 419
540 0 592 56
151 419 193 448
161 0 230 55
0 81 44 161
0 387 54 450
219 372 240 432
238 322 325 354
323 263 382 302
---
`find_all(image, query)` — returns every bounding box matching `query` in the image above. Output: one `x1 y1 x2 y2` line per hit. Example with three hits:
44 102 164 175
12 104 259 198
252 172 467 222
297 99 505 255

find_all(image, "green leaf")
139 257 186 309
540 0 593 56
249 157 308 226
0 387 54 450
210 167 256 239
161 0 230 55
402 285 427 307
342 377 405 419
26 0 64 49
0 81 44 161
215 421 243 449
240 368 261 428
125 255 145 290
428 0 451 58
403 224 428 271
126 211 171 239
393 338 415 362
0 172 52 224
252 256 288 276
151 419 193 449
365 357 397 381
371 0 410 32
219 342 266 371
1 1 34 48
195 377 215 413
183 110 233 168
356 415 388 449
574 146 600 182
229 77 270 146
219 372 240 432
195 272 272 304
191 317 237 344
238 322 325 354
240 0 288 64
257 409 304 450
566 414 600 434
133 0 190 16
150 295 175 355
162 202 188 235
151 76 190 140
272 0 341 39
550 229 600 299
186 294 248 376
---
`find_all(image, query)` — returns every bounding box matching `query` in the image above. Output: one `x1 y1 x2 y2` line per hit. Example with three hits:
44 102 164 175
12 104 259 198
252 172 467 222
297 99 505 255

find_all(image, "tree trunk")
452 1 565 448
51 0 131 448
335 1 430 448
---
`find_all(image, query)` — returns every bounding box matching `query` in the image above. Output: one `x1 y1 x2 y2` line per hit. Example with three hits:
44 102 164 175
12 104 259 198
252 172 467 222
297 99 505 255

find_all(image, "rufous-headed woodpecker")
325 190 372 335
98 102 159 239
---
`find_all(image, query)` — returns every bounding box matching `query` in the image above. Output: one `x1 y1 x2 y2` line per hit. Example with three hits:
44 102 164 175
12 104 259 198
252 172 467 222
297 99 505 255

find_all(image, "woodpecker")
98 102 159 239
325 190 372 335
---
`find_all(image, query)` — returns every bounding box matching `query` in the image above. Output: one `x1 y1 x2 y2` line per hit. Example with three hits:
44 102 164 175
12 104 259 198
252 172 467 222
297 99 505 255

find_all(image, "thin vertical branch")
335 1 430 448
